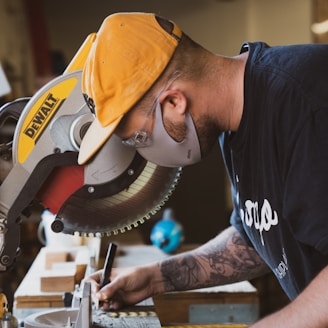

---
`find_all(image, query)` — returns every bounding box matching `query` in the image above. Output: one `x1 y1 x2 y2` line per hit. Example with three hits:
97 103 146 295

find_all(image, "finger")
83 279 99 293
110 299 124 311
82 275 104 308
84 269 103 283
96 283 126 310
97 275 122 299
96 290 119 310
99 299 111 311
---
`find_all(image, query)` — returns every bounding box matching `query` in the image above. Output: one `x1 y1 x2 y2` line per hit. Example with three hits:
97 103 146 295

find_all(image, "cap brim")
78 116 122 165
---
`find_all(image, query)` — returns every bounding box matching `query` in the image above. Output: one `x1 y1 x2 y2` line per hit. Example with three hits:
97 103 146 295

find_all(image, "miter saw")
0 33 182 272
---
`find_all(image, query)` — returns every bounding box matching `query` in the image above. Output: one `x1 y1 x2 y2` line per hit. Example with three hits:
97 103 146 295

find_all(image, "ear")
158 89 187 116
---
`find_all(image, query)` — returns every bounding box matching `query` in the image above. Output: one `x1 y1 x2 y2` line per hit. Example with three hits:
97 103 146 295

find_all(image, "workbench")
14 244 258 327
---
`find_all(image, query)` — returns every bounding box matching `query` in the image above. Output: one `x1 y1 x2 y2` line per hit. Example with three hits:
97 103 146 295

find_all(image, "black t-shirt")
220 41 328 300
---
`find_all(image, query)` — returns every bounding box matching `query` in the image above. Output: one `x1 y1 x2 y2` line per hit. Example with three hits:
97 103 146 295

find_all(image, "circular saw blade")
57 161 182 236
1 73 183 237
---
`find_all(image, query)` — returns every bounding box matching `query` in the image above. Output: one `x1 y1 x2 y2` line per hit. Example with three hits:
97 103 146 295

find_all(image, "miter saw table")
13 245 258 327
14 244 166 327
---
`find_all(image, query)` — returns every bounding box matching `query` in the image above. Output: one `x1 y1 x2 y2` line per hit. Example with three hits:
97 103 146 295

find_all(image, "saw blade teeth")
65 165 183 237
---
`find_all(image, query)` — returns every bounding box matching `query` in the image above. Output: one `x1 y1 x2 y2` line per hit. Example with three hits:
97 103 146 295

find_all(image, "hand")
83 264 159 310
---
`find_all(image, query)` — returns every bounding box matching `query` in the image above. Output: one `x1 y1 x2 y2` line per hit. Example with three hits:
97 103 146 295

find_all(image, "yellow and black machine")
0 33 181 272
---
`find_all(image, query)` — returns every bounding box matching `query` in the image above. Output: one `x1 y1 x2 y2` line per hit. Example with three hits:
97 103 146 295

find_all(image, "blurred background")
0 0 326 318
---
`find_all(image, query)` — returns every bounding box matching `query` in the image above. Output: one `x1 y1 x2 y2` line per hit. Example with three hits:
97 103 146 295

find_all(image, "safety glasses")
121 71 181 148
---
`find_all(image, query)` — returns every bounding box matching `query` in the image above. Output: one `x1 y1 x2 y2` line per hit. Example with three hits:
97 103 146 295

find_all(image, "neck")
228 52 248 131
203 52 248 133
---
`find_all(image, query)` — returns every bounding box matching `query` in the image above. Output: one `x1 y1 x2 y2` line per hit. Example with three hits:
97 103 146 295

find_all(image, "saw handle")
0 98 30 158
0 98 30 124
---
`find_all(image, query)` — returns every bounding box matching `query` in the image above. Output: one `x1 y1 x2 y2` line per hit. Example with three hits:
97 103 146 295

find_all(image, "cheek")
163 117 187 143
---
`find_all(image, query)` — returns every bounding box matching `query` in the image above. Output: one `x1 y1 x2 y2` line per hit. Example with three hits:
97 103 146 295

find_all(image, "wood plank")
15 243 258 328
154 282 258 325
14 301 52 309
15 294 62 303
14 246 91 307
45 251 68 270
40 269 76 292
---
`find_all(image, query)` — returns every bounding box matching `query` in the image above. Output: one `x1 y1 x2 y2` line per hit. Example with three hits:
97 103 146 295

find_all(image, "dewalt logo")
17 76 78 164
23 93 60 140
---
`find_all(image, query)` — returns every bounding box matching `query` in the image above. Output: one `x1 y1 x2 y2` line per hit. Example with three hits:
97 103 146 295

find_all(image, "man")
80 12 328 327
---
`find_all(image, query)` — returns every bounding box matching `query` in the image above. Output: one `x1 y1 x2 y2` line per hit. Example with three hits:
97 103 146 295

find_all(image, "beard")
164 112 219 159
163 117 187 142
195 115 220 158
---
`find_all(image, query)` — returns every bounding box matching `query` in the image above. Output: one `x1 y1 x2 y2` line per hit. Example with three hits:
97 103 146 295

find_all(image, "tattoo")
161 227 267 291
161 255 202 291
207 232 262 282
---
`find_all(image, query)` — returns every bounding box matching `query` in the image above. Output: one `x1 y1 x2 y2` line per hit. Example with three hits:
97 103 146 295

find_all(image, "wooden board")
14 245 165 310
14 246 91 308
40 268 76 292
154 283 258 325
44 251 68 270
15 244 257 327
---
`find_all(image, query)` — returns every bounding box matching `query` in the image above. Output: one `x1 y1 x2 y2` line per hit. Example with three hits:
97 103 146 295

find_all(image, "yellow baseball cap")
78 12 182 164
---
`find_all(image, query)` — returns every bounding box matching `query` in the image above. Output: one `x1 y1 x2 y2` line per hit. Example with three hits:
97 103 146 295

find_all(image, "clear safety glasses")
121 100 157 148
121 71 181 149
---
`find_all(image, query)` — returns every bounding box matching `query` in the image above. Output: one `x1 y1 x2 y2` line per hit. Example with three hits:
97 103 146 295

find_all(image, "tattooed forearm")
161 254 203 291
160 226 268 292
206 228 267 282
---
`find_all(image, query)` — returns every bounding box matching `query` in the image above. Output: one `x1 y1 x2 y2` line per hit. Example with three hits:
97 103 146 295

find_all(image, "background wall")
247 0 312 44
42 0 312 63
0 0 34 96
